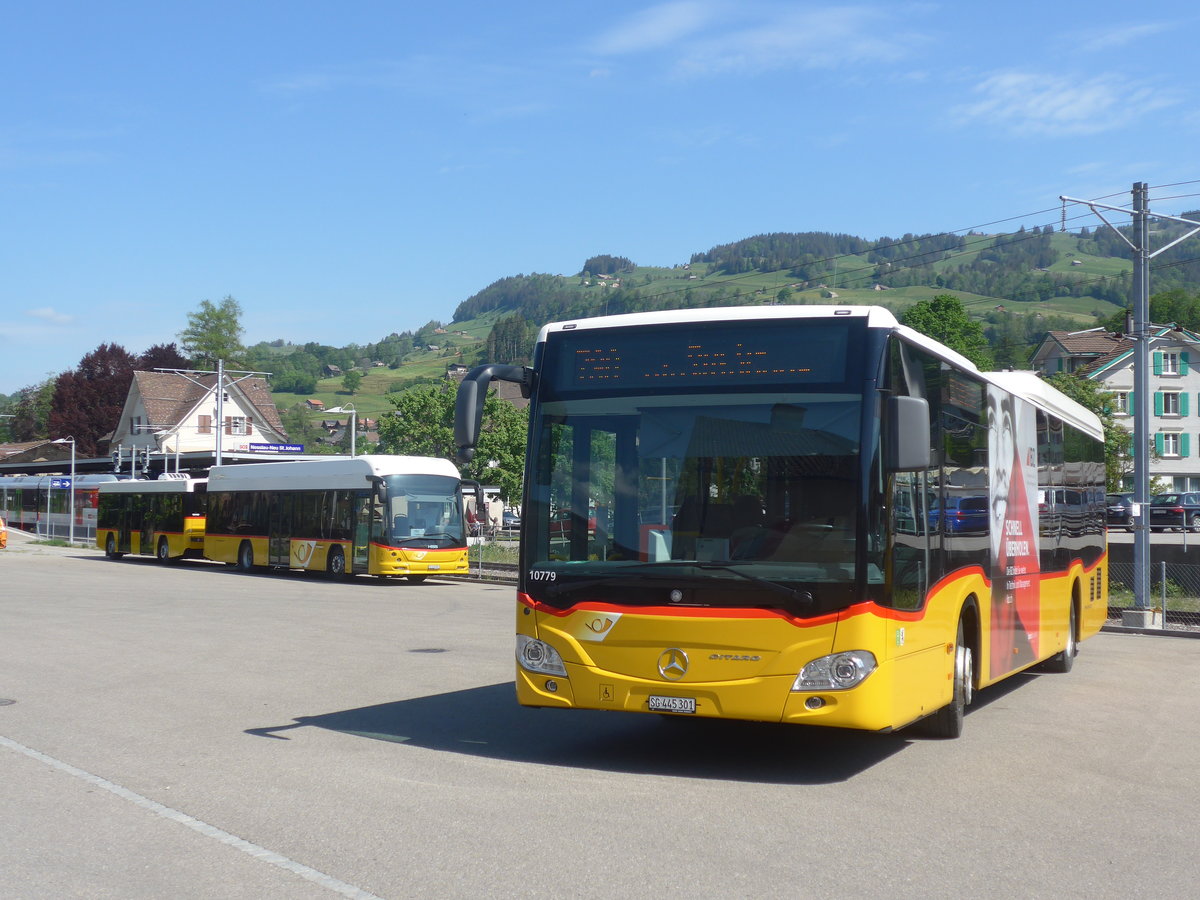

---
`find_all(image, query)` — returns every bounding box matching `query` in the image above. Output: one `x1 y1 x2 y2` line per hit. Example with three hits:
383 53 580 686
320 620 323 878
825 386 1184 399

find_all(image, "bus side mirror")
454 364 531 462
886 396 930 472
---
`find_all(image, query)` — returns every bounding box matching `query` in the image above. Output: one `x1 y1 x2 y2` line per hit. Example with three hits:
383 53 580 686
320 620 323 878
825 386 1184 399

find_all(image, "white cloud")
591 1 720 55
591 2 924 77
26 307 74 325
954 71 1176 137
1076 22 1172 52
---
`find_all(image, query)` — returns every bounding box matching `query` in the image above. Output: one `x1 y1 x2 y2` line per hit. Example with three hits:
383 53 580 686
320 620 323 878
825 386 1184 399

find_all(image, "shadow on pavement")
246 682 920 785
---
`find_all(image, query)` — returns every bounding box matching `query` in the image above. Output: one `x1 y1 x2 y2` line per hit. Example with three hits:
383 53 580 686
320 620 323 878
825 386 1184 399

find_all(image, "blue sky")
3 1 1199 395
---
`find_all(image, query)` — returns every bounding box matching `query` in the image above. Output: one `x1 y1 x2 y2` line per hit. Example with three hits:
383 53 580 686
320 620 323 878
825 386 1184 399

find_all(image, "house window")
1162 352 1180 375
1162 432 1181 457
225 416 250 436
1115 392 1129 415
198 415 212 434
1156 390 1188 417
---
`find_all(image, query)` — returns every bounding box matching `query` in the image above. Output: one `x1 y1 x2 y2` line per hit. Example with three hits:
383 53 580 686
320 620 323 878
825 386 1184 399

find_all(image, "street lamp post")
52 437 76 545
326 406 357 457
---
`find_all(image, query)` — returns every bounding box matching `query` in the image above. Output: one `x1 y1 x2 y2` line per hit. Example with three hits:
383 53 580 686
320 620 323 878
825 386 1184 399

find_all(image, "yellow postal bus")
97 475 207 562
455 305 1107 737
204 455 471 582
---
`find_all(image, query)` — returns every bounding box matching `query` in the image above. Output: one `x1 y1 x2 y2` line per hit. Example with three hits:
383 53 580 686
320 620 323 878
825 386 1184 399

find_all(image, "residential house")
109 371 289 457
1030 325 1200 491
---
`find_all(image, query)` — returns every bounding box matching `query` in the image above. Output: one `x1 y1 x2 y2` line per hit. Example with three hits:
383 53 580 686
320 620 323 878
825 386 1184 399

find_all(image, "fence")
1108 561 1200 629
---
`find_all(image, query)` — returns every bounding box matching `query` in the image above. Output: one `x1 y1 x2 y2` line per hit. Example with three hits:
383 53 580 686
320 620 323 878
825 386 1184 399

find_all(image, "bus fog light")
545 680 558 693
793 651 877 691
805 696 825 710
516 635 567 676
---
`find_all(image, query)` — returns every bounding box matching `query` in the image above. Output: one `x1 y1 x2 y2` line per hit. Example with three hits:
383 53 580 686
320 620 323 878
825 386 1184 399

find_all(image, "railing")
1108 561 1200 630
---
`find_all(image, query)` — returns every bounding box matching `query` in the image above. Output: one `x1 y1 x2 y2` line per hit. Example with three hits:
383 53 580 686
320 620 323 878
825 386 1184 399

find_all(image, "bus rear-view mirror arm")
885 395 931 472
454 364 533 462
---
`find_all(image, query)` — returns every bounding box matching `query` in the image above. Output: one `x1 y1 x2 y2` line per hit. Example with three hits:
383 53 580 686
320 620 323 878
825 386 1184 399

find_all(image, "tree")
179 296 246 368
8 378 56 442
49 344 139 455
139 343 190 372
378 383 528 502
1044 372 1132 491
901 294 994 369
341 370 363 395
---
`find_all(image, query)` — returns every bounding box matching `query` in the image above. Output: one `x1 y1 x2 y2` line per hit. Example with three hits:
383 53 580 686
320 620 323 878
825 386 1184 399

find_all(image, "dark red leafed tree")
48 344 138 455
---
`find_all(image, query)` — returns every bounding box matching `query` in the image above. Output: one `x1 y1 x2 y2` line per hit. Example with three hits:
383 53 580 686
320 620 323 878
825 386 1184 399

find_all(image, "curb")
1101 623 1200 639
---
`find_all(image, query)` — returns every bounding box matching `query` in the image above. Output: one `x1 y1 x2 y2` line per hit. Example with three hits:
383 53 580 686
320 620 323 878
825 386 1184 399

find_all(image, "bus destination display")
551 323 851 391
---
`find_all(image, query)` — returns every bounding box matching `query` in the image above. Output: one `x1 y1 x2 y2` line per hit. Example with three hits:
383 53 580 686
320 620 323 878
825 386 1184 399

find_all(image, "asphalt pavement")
2 536 1198 899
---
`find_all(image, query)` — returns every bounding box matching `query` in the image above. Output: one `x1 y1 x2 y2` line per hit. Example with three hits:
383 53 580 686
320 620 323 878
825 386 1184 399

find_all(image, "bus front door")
352 494 372 572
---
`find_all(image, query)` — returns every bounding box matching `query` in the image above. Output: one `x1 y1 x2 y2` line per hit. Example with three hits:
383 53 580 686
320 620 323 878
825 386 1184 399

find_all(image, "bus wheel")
923 617 972 739
105 535 123 560
157 537 174 564
407 575 427 584
237 541 255 572
326 546 347 579
1044 601 1077 674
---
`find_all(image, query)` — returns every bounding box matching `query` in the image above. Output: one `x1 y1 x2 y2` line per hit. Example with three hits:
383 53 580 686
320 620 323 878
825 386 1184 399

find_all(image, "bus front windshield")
383 474 465 548
525 391 870 615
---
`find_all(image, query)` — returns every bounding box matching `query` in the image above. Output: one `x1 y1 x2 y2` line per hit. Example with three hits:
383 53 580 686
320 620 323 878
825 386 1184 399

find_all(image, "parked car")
1149 493 1200 532
928 495 989 534
1106 493 1136 531
501 509 521 531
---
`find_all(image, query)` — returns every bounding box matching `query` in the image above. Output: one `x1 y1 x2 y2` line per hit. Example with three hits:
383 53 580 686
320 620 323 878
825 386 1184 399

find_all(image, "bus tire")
105 535 123 560
923 617 972 739
157 536 174 564
326 546 347 579
1044 597 1078 674
407 575 427 584
237 541 255 572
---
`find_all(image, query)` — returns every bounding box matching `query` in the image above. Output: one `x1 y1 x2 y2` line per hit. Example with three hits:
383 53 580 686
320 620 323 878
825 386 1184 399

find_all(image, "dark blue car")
929 495 989 534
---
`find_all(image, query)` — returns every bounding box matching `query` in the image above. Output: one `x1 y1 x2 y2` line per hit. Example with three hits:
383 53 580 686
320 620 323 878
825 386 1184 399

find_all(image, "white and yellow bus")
97 475 207 562
455 305 1107 737
204 455 471 582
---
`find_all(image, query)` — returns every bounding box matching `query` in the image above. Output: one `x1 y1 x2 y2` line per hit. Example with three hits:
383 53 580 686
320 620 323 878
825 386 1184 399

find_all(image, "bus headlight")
793 651 877 691
516 635 567 676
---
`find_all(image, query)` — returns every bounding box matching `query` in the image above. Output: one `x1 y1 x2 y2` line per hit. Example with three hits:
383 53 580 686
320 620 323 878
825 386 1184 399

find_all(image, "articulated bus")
455 305 1107 737
1 473 121 544
204 455 472 581
97 475 208 562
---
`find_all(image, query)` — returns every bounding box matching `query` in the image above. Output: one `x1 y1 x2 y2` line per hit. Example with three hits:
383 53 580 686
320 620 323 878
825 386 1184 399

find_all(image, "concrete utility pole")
1060 183 1200 612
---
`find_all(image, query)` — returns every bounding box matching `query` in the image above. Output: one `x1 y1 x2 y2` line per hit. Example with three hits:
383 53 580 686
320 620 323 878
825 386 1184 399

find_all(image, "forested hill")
450 218 1200 332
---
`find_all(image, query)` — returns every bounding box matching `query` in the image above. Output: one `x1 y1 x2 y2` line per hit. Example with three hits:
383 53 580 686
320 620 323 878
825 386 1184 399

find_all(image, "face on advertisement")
990 391 1015 540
